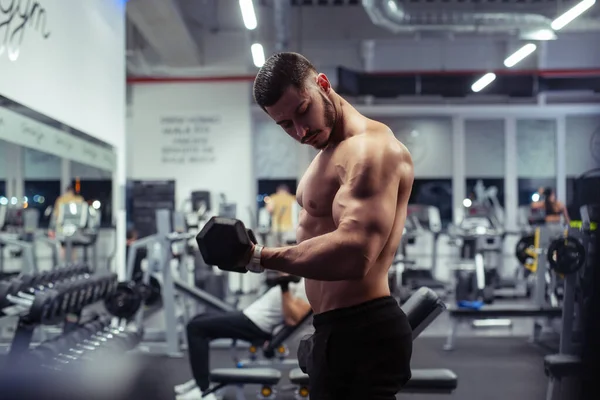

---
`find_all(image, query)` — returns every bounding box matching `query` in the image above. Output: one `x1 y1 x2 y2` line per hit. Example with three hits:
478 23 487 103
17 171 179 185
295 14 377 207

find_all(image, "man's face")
265 75 336 150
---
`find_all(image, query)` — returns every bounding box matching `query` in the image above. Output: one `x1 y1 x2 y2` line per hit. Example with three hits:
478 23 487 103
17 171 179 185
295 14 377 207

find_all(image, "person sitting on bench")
175 273 311 400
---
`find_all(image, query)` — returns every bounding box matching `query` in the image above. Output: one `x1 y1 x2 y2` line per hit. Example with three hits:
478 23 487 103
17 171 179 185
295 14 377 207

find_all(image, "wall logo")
591 126 600 164
0 0 51 61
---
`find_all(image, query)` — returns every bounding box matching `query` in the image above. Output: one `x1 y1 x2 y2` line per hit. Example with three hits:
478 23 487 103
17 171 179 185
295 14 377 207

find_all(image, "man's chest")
296 153 341 216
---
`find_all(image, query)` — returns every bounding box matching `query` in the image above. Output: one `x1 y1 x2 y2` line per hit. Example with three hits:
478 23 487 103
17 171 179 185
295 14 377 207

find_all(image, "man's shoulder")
342 128 411 168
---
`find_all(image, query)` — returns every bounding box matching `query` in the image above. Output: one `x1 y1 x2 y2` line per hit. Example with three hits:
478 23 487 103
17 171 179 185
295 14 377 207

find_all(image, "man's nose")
295 124 308 139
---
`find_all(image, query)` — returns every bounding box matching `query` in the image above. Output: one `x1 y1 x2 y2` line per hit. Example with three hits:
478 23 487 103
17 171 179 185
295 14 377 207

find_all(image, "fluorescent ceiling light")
471 73 497 93
520 29 557 41
504 43 537 68
551 0 596 30
239 0 257 30
251 43 265 68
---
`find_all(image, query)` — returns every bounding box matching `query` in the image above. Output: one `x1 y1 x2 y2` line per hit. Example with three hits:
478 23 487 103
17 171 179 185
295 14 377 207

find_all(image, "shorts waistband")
313 296 399 328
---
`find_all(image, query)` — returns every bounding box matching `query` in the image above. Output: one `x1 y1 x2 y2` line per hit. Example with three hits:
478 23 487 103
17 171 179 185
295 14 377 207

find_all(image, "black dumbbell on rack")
0 273 118 324
28 316 142 370
19 265 91 289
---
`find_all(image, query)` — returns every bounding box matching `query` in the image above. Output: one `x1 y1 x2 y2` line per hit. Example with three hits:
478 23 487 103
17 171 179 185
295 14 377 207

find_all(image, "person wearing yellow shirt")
49 185 85 261
265 184 297 245
53 185 85 227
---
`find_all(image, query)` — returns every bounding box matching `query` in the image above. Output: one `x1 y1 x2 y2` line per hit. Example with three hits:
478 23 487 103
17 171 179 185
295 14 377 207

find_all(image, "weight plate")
515 235 535 266
103 281 143 321
547 237 586 275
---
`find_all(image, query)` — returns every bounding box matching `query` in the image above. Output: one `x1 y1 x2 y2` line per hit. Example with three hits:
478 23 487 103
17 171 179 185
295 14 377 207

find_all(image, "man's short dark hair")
253 52 317 110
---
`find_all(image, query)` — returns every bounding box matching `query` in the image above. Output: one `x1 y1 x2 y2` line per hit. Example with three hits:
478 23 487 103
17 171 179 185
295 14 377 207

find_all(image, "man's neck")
327 93 360 147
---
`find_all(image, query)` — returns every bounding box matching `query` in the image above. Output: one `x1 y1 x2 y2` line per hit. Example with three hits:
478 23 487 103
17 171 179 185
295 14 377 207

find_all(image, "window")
517 119 557 206
410 179 453 227
466 178 505 208
517 178 555 207
565 115 600 219
76 180 113 227
24 180 61 228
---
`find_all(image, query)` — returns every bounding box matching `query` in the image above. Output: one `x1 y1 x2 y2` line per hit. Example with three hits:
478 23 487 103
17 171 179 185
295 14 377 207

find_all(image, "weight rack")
0 265 119 366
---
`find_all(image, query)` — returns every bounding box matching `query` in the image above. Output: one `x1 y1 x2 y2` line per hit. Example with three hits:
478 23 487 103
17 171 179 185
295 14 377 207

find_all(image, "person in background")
175 274 311 400
53 185 85 221
49 185 85 260
531 187 570 224
265 184 297 245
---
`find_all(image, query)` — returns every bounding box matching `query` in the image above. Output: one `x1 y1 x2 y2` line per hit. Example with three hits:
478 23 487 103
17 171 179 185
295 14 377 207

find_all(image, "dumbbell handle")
6 293 33 308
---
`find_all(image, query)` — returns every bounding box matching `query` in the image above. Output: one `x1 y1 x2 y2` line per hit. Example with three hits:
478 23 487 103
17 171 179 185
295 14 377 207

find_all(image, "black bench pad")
210 368 281 385
544 354 582 379
289 368 457 391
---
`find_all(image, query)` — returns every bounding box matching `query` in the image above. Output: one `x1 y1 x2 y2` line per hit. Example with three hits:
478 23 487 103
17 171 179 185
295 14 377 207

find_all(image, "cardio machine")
449 202 506 305
395 205 448 302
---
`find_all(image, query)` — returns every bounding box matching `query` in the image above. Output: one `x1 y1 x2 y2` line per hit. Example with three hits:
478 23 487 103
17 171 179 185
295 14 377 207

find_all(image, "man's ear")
316 73 330 92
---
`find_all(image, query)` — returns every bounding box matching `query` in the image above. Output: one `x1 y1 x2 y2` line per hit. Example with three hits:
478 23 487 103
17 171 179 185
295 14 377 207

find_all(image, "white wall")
252 114 455 180
380 117 453 178
517 119 557 178
253 112 299 179
0 0 126 148
129 82 255 226
465 119 505 177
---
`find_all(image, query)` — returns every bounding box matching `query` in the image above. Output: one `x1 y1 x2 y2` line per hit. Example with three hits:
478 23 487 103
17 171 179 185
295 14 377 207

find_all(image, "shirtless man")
247 52 414 399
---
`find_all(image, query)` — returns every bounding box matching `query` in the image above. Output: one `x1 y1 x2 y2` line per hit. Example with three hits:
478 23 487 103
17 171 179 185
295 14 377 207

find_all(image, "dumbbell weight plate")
103 281 143 321
79 277 98 308
52 282 75 320
67 281 86 314
28 288 59 324
195 216 253 273
93 276 107 302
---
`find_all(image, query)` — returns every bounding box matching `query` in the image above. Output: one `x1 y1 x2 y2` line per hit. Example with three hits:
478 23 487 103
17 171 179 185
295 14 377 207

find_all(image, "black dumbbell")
0 278 55 320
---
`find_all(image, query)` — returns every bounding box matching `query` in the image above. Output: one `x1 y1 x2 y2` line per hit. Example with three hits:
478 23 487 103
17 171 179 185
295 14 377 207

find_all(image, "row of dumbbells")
25 315 143 371
0 266 118 324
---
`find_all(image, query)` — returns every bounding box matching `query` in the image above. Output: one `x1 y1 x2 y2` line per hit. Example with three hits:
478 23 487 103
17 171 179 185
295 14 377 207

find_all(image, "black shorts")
297 296 412 400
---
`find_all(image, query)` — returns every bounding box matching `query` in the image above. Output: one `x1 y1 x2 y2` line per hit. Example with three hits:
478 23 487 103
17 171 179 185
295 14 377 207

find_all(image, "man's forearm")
260 230 367 281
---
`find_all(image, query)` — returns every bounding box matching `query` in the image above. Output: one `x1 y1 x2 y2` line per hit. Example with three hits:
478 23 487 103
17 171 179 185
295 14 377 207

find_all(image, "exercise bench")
544 354 582 400
235 310 314 368
203 368 282 399
289 287 458 398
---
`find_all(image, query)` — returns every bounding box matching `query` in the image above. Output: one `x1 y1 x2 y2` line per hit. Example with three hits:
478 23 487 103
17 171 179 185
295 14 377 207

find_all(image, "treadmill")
0 205 37 276
396 205 448 302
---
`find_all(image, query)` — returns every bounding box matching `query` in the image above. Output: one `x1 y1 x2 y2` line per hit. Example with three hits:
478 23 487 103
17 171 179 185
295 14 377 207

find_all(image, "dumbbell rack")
0 265 120 365
25 314 143 374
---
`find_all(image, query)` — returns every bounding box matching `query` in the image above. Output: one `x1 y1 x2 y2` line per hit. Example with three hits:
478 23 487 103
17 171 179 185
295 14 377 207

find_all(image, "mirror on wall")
0 103 115 277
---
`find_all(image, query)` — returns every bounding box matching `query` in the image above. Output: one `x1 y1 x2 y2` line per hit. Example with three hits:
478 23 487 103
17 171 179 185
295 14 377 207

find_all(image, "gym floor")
127 334 549 400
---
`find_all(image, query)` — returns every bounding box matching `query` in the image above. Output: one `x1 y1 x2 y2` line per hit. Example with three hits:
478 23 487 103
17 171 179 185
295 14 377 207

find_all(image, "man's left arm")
259 141 410 281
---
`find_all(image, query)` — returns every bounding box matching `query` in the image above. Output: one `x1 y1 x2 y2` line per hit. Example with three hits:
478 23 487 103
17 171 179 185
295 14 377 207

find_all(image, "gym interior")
0 0 599 399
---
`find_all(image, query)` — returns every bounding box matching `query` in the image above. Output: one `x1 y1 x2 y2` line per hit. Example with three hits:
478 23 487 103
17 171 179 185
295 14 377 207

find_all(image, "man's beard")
314 92 336 149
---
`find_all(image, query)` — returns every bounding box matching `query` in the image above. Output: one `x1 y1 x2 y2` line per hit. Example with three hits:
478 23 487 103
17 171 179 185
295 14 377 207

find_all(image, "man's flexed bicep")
333 137 413 273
